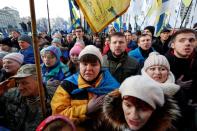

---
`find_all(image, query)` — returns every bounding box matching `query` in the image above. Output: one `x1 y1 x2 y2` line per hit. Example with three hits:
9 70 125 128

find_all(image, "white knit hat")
143 52 170 71
119 75 165 109
3 53 24 65
78 45 103 65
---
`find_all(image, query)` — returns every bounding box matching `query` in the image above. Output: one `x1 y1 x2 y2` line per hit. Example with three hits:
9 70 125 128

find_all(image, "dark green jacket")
102 51 140 83
0 88 51 131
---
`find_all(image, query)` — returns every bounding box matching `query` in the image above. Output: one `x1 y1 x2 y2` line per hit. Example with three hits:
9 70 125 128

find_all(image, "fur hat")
78 45 103 65
119 75 165 109
18 35 32 44
3 53 24 64
52 38 61 44
144 26 155 36
143 52 170 71
69 44 83 56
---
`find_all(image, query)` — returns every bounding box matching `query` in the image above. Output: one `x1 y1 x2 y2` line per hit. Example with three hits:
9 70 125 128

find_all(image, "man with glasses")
68 26 93 50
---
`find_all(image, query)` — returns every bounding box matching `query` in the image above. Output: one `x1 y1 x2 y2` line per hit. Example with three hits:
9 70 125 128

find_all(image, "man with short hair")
68 26 92 50
165 28 197 131
0 64 50 131
128 34 154 67
102 32 139 83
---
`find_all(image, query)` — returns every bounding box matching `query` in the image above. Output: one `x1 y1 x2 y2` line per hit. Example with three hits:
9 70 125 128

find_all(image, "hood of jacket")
102 90 180 131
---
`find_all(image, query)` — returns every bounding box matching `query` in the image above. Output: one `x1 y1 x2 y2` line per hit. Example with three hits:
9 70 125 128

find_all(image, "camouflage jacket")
0 88 51 131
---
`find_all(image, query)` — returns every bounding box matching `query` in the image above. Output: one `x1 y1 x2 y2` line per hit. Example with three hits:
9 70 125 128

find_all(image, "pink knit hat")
3 53 24 65
69 44 83 56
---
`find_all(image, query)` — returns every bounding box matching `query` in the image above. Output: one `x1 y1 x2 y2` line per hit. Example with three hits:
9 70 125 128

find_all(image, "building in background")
0 7 21 35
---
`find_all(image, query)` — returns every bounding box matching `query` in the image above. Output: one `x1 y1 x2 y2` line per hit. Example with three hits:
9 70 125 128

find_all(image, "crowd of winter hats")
78 45 103 65
119 75 165 109
18 35 32 44
3 52 24 65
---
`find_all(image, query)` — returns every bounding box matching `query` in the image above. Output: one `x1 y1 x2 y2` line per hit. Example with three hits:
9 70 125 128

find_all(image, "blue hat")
41 45 62 61
52 38 61 44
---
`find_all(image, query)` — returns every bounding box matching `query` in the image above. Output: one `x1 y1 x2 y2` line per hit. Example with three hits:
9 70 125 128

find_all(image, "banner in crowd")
75 0 130 32
68 0 81 30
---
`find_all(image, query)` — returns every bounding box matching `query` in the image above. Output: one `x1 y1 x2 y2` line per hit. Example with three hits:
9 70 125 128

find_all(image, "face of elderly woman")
42 51 57 67
122 96 154 131
3 59 21 74
79 60 101 82
146 65 168 83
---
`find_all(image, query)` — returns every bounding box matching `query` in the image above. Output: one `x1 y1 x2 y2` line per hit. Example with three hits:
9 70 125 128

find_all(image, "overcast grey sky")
0 0 70 20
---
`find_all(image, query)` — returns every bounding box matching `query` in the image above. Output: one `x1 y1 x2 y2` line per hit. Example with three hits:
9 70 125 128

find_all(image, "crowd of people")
0 24 197 131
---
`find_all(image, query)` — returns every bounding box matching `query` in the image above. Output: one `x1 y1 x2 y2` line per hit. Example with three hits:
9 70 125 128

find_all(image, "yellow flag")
76 0 130 32
182 0 192 7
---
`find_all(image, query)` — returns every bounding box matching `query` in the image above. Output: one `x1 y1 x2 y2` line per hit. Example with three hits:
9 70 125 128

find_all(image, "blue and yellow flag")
76 0 131 32
68 0 81 30
113 16 122 32
155 0 170 35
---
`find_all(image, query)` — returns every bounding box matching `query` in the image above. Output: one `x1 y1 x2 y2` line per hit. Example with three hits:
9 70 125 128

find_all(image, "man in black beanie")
144 26 157 46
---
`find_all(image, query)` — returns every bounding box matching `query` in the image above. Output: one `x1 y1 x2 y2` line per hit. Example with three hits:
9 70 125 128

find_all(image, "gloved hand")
0 79 15 96
87 95 105 114
176 75 193 89
46 78 60 88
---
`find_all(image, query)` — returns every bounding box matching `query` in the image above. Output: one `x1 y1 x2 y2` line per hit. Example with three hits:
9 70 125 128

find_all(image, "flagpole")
190 0 197 28
180 0 193 28
29 0 47 117
46 0 52 38
173 0 182 33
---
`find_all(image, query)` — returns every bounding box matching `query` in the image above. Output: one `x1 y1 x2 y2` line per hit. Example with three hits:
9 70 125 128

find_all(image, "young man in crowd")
102 32 139 83
128 34 154 67
165 28 197 131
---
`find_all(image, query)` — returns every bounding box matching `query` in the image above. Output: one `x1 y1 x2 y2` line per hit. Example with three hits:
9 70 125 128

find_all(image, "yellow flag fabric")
182 0 192 7
76 0 130 32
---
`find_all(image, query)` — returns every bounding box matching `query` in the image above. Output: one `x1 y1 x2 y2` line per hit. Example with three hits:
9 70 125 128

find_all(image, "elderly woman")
0 53 24 82
51 45 120 129
103 75 180 131
141 52 192 131
41 45 69 99
141 52 180 96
